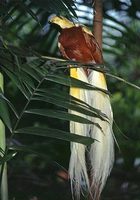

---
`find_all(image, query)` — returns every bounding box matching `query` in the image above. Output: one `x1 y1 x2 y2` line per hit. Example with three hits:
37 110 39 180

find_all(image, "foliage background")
0 0 140 199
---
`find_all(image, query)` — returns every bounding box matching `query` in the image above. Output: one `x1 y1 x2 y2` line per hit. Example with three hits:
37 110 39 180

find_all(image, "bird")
50 16 114 200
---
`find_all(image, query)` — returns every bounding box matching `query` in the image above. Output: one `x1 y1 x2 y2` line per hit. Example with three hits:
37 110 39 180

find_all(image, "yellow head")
49 16 93 36
49 16 75 29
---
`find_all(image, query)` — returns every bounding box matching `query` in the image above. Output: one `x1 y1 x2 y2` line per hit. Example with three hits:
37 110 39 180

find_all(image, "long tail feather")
88 71 114 199
69 68 90 198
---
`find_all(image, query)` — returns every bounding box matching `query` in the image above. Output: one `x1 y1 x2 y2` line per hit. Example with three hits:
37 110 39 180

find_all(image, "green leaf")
36 88 106 116
18 1 41 25
0 151 17 165
34 90 108 121
27 59 45 77
106 73 140 91
21 64 42 82
31 0 77 17
9 145 49 159
20 71 36 90
105 14 135 35
45 74 109 94
60 0 77 18
0 147 5 155
15 127 95 145
2 67 30 99
0 98 12 132
0 91 19 118
6 45 34 57
25 108 97 125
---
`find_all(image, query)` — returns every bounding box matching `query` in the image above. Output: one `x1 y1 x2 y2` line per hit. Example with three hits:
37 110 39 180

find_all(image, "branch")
93 0 103 50
88 1 104 199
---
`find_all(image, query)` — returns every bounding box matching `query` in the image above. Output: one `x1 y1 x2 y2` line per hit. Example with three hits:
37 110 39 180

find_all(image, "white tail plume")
69 68 90 198
69 68 114 199
88 71 114 199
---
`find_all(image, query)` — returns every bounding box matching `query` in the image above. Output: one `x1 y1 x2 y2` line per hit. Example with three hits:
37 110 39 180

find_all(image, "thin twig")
106 73 140 90
41 56 65 62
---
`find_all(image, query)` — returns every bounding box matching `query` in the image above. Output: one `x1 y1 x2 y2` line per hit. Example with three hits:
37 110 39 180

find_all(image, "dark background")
0 0 140 199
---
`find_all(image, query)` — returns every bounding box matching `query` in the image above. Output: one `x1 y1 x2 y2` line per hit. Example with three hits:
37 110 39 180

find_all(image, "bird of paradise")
50 16 114 200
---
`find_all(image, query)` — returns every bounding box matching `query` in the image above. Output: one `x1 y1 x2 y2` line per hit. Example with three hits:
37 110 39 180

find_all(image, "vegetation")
0 0 140 199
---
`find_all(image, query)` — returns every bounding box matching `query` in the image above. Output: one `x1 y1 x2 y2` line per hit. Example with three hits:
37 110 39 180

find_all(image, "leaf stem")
13 78 45 132
0 73 8 200
106 73 140 90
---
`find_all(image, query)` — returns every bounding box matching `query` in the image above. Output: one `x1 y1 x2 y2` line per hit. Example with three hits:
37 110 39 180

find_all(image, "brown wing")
82 28 103 63
58 26 103 64
58 26 96 63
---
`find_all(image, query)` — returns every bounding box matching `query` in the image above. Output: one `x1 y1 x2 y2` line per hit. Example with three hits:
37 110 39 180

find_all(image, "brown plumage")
59 26 103 64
